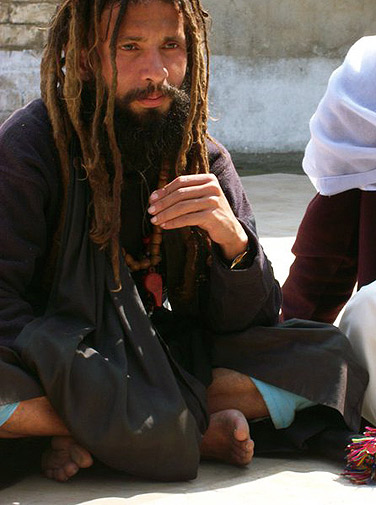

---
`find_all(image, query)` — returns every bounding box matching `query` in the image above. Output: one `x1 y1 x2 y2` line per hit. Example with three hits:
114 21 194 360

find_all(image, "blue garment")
0 382 315 430
0 380 315 431
252 378 315 429
0 403 19 426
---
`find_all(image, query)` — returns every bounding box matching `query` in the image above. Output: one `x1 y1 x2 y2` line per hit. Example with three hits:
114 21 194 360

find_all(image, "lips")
147 93 163 100
136 93 167 108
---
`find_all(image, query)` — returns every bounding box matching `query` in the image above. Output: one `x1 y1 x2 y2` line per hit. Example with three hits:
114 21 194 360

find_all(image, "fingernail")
150 192 158 201
151 216 157 224
148 205 155 214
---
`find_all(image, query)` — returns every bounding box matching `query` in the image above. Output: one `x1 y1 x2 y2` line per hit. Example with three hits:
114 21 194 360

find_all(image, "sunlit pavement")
241 172 316 285
2 173 375 504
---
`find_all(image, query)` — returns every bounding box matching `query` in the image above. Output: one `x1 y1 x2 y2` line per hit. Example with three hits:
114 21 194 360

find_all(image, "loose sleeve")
0 101 61 346
205 140 281 333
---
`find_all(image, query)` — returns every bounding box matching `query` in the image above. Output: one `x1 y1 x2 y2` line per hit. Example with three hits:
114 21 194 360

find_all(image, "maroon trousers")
282 189 376 323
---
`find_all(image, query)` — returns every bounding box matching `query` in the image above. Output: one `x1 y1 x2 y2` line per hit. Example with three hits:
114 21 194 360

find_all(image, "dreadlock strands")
86 3 115 246
64 4 85 126
175 0 209 176
41 0 112 257
101 1 128 287
172 0 211 299
193 0 210 101
40 0 77 292
42 0 211 293
91 0 106 141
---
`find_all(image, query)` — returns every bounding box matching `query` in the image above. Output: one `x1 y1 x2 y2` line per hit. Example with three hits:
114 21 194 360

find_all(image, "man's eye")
121 44 137 51
164 42 179 49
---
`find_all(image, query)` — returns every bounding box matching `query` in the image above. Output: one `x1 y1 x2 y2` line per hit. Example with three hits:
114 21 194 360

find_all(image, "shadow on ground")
230 151 304 176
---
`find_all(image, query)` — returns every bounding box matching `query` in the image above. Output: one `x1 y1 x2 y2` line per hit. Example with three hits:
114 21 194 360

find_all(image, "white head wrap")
303 36 376 195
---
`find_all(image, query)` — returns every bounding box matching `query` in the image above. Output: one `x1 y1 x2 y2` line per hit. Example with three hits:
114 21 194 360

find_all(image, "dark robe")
0 100 368 483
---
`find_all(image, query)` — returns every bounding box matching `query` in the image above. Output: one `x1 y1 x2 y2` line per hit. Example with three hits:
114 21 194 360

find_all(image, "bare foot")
41 436 93 482
200 409 254 466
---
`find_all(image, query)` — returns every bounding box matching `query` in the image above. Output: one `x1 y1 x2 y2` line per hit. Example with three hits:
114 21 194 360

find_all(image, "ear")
79 49 92 81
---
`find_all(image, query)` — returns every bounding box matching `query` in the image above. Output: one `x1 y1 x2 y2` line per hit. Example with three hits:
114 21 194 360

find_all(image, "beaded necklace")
121 161 169 309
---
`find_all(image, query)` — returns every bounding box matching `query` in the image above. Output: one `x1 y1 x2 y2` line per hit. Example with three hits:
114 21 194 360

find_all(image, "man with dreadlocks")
0 0 368 486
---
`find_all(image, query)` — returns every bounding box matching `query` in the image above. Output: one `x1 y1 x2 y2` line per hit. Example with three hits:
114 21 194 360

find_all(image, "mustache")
117 82 189 107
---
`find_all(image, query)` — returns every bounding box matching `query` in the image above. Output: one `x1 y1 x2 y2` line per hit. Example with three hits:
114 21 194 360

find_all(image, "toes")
54 467 70 483
201 409 254 466
231 439 254 465
44 467 68 483
44 461 79 482
63 461 80 478
41 436 93 483
233 421 250 443
70 445 93 469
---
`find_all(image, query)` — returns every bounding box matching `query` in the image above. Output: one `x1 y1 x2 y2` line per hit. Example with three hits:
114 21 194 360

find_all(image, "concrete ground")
1 173 375 504
243 172 315 285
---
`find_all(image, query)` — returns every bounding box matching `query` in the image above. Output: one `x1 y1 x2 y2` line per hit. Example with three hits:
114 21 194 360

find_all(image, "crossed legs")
0 368 269 481
0 397 93 481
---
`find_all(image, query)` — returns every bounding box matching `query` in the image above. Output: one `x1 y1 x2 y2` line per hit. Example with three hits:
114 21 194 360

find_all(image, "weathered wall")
0 1 58 122
205 0 375 59
203 0 376 151
1 0 376 151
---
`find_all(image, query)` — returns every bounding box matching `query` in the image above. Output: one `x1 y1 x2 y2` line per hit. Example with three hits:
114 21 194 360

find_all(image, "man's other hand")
148 174 248 261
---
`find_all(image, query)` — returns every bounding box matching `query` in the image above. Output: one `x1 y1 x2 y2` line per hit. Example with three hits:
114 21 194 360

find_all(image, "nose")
140 49 169 85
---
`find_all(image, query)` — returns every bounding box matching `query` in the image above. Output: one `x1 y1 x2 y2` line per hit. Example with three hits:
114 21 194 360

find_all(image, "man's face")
97 0 188 117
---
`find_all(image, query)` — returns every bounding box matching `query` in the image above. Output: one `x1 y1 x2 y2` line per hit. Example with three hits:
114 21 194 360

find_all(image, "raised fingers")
149 174 220 205
149 193 221 227
148 174 222 226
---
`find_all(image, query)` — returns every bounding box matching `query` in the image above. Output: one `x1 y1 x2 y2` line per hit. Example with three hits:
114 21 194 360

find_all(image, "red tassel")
343 427 376 485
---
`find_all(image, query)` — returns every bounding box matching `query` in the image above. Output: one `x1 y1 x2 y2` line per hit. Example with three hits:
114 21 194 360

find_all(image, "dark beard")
113 82 190 175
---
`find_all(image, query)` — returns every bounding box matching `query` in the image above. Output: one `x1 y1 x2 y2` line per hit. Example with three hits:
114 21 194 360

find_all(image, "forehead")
100 0 185 41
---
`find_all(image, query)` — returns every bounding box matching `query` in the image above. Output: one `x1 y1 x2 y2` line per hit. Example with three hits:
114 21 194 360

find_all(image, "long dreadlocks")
41 0 211 286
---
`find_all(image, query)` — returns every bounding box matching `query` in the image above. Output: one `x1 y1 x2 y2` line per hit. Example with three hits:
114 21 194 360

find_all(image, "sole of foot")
200 409 254 466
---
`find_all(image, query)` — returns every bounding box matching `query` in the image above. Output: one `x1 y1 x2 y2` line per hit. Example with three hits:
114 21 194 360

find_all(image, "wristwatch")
230 246 250 270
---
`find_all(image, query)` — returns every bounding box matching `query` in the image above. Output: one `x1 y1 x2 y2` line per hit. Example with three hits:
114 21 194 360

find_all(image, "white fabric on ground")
339 280 376 425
